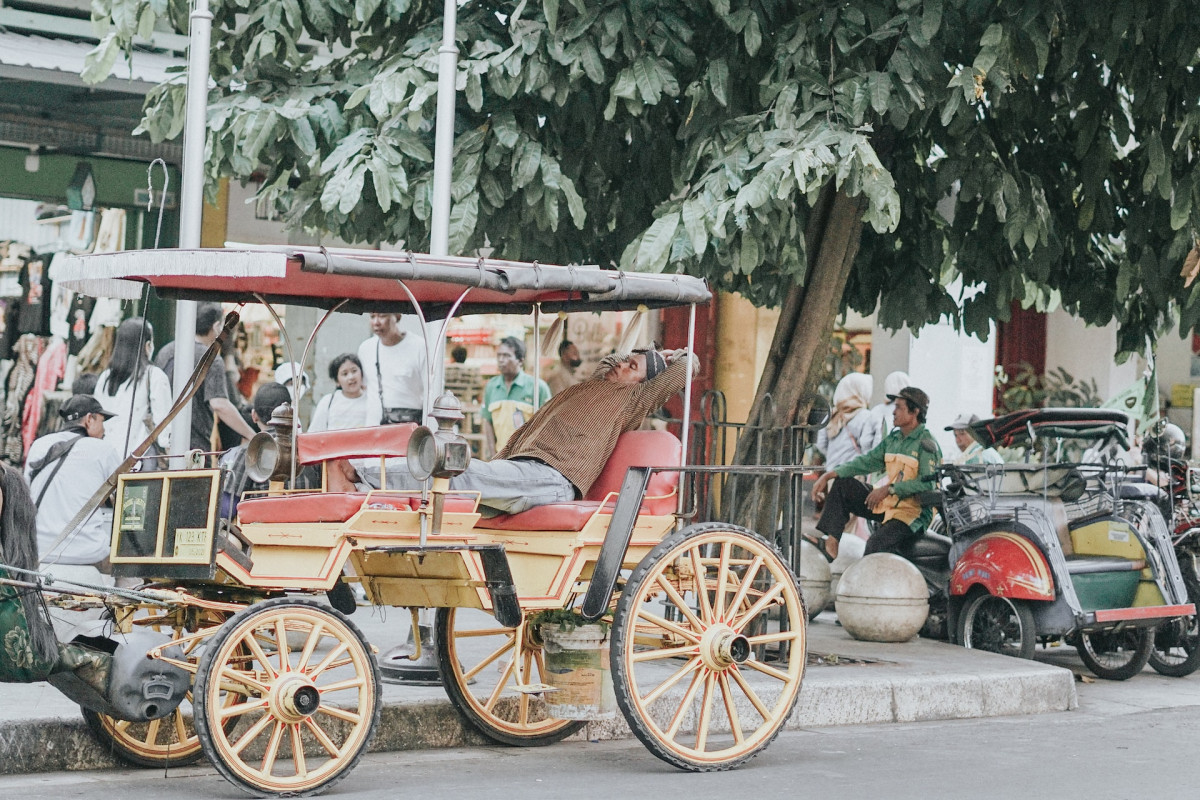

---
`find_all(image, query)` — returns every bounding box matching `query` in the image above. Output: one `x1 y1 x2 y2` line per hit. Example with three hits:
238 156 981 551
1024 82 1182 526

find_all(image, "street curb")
0 658 1076 776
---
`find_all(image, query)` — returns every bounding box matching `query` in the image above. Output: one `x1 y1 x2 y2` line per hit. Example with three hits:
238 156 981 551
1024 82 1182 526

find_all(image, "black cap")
60 394 116 423
887 386 930 413
633 348 667 381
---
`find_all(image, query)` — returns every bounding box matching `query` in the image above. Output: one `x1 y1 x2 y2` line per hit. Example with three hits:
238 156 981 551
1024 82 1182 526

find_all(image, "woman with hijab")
94 317 172 458
815 372 879 471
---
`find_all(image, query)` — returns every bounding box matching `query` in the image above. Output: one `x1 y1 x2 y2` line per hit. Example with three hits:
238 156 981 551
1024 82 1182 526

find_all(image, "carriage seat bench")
238 428 682 530
474 430 682 532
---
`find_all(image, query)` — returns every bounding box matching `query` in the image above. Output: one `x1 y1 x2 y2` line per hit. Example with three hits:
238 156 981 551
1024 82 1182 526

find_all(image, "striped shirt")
497 355 692 495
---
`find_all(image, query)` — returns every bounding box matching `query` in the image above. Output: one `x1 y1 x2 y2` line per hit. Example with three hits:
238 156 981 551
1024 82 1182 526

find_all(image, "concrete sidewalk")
0 609 1076 776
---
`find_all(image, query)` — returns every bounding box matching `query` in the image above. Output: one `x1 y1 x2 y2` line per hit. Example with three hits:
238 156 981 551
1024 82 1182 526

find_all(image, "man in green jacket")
808 386 941 560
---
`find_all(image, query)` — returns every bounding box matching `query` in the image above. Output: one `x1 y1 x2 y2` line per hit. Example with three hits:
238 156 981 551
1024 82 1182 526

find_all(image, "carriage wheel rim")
619 529 806 763
443 608 576 736
202 605 376 794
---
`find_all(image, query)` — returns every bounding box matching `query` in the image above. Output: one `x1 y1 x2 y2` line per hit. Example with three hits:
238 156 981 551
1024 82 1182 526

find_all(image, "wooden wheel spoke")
289 723 307 778
725 556 763 622
303 717 343 757
718 672 744 745
308 641 350 680
665 669 706 739
654 574 705 632
636 608 701 643
243 632 279 680
729 667 771 721
688 548 713 621
519 649 534 724
260 720 285 775
742 658 792 683
461 635 516 682
231 712 275 756
695 671 717 751
713 542 732 621
173 707 188 743
320 676 366 694
221 698 268 720
731 583 785 632
295 621 326 673
631 642 699 662
484 657 516 711
642 656 702 707
316 705 362 725
274 620 291 673
219 666 269 696
143 717 161 746
112 719 131 733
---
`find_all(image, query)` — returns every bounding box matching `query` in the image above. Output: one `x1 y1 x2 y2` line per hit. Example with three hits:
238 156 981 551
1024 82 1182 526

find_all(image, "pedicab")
937 408 1195 679
0 246 811 796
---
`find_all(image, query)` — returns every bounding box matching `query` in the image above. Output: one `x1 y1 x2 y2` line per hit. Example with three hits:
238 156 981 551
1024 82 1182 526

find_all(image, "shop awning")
0 30 180 93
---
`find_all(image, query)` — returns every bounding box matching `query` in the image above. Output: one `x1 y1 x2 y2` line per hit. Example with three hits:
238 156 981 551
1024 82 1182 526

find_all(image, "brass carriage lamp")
406 393 471 483
244 402 295 489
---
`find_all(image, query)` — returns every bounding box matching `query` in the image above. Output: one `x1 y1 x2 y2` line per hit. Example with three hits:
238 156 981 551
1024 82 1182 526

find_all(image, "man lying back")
359 347 696 515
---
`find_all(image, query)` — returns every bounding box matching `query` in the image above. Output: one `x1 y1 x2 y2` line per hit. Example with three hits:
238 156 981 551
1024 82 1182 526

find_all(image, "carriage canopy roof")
52 245 711 318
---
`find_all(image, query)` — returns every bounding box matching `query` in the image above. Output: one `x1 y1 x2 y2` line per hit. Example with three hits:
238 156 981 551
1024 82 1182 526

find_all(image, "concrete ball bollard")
826 534 866 611
834 553 929 642
798 539 832 620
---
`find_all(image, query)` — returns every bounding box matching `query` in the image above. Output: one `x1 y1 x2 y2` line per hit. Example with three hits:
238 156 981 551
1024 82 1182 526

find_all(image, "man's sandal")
802 533 837 563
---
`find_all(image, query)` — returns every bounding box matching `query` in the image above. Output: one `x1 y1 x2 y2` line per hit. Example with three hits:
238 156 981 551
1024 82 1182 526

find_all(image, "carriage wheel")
611 523 807 771
435 607 585 746
194 598 380 797
82 608 234 767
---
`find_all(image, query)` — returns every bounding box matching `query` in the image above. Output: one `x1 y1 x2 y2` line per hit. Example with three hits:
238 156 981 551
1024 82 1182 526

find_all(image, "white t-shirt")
25 430 122 565
358 333 427 411
310 390 383 432
94 365 173 457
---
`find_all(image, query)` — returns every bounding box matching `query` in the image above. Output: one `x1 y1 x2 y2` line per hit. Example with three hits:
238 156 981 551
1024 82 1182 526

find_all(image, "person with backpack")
24 394 120 571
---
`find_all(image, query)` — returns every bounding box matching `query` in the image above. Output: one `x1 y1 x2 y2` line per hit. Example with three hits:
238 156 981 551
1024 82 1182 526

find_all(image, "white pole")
424 0 459 406
168 0 213 456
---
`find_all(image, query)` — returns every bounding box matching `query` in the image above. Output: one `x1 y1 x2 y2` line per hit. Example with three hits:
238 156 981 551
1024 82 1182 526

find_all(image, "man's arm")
891 435 941 498
210 397 256 442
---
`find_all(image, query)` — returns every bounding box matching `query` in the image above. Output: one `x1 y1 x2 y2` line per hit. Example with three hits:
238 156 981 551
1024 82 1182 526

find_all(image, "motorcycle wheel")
1148 569 1200 677
1075 628 1153 680
956 591 1036 659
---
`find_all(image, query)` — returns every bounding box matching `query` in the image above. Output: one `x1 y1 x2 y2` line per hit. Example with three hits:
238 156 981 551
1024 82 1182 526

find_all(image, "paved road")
3 663 1197 800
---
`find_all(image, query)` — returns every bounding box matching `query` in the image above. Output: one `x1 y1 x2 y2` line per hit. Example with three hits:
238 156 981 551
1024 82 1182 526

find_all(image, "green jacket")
834 423 942 532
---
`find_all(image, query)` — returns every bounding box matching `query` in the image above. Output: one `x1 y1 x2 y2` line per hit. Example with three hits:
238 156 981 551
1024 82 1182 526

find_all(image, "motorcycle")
917 409 1195 680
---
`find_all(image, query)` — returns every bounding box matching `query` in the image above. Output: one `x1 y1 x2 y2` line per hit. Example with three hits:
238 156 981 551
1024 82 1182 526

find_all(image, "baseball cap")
886 386 930 413
60 394 116 423
945 413 980 431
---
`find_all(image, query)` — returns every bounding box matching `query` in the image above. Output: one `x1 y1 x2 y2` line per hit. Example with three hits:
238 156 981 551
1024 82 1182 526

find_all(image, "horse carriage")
0 247 813 796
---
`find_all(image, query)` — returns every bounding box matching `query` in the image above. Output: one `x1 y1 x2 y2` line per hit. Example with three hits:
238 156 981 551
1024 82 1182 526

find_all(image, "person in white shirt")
94 317 172 458
310 353 383 432
357 312 427 424
946 413 1004 465
25 394 122 570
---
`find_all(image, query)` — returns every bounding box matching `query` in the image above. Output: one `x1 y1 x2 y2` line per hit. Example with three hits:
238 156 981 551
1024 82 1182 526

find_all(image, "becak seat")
475 430 682 532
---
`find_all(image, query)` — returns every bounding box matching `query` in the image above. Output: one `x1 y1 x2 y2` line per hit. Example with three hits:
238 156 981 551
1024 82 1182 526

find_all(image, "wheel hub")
699 624 751 671
270 675 321 722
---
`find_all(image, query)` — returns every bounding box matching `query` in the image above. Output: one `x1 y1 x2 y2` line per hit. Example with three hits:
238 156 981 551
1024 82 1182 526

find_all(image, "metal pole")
428 0 458 260
168 0 213 456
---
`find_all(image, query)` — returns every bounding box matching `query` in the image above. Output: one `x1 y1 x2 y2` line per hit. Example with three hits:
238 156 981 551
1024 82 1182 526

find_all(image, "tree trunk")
735 181 868 466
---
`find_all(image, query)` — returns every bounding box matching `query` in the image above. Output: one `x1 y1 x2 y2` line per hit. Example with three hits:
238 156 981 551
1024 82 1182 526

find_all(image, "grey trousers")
360 458 576 515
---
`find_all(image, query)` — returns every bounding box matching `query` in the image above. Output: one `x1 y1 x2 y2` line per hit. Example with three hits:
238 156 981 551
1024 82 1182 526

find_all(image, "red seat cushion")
475 502 604 532
476 430 683 531
238 493 372 524
296 424 417 464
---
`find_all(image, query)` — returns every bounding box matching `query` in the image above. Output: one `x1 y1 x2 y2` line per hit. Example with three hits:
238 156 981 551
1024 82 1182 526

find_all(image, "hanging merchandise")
21 337 66 454
86 209 126 333
16 252 52 336
1 334 41 464
73 325 114 377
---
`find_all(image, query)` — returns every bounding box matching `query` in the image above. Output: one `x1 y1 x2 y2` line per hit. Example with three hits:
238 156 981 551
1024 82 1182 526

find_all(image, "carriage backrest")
584 430 682 515
296 423 417 464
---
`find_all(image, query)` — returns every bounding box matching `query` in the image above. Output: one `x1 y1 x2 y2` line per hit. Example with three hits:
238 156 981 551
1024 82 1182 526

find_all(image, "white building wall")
1043 310 1140 402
